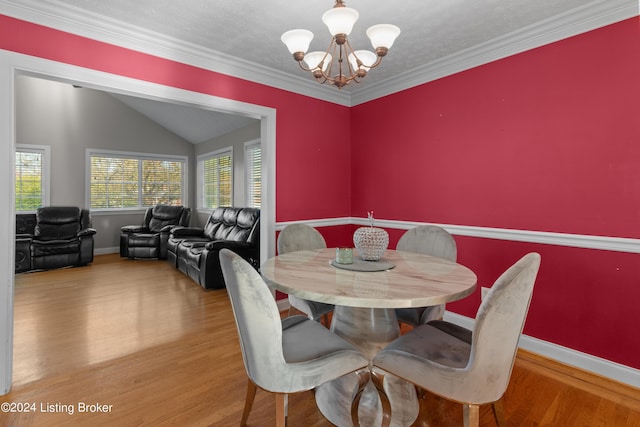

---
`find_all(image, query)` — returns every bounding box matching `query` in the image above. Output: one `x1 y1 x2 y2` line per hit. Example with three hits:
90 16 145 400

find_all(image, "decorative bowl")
353 226 389 261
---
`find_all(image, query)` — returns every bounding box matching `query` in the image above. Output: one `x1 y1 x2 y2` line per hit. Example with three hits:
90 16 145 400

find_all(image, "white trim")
0 49 277 394
276 217 352 231
0 50 15 395
0 0 636 106
278 217 640 254
351 0 639 105
444 312 640 388
0 0 351 107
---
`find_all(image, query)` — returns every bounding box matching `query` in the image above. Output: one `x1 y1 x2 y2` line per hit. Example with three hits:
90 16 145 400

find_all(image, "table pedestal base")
315 306 419 427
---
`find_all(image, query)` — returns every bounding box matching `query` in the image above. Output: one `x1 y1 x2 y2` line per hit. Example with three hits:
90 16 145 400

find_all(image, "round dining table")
261 247 477 427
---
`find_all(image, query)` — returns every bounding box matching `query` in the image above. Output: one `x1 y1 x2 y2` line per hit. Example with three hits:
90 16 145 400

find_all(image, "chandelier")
281 0 400 89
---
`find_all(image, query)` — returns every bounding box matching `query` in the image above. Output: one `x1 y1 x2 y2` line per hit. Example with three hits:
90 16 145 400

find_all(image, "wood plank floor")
1 254 639 426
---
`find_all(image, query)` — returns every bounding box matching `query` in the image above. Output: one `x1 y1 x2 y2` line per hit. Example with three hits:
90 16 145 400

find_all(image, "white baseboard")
444 311 640 388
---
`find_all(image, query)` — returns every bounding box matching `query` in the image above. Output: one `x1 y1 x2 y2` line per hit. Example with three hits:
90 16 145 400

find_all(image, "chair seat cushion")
428 320 472 344
281 315 365 364
376 323 471 369
31 240 79 257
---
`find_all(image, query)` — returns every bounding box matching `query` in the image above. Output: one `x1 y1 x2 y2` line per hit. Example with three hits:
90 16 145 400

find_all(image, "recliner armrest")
160 224 177 233
170 226 205 237
78 228 97 237
121 225 148 233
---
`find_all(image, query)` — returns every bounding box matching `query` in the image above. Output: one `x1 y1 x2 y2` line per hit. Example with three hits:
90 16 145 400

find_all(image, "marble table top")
261 248 477 308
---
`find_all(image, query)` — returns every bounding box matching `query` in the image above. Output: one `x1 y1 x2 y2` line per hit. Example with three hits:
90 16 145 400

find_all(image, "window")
88 150 186 210
245 141 261 208
15 144 50 212
198 148 233 209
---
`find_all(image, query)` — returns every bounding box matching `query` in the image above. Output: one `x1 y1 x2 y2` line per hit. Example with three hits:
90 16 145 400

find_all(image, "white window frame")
15 143 50 213
86 148 188 213
197 147 233 211
244 139 261 208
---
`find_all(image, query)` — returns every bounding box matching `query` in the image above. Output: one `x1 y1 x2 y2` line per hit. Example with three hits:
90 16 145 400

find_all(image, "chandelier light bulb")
281 29 314 55
348 50 377 71
322 6 359 36
366 24 401 50
304 51 333 72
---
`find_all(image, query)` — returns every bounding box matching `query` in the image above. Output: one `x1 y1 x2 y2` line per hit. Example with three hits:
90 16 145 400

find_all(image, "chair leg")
240 379 258 426
463 403 480 427
275 393 287 427
492 399 507 427
371 369 392 427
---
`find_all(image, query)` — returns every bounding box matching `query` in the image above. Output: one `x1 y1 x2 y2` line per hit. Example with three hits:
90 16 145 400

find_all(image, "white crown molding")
445 312 640 388
280 217 640 254
352 0 639 105
2 0 637 107
0 0 352 107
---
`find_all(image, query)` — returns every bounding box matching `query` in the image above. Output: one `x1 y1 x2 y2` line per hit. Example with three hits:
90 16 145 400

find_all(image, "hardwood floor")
1 254 639 426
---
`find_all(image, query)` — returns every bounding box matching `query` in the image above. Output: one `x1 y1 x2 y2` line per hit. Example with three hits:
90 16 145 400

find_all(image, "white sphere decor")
353 211 389 261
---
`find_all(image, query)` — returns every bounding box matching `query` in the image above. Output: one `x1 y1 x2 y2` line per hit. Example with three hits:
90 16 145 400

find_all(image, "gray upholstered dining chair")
394 225 457 326
277 223 334 326
219 249 370 427
372 252 541 427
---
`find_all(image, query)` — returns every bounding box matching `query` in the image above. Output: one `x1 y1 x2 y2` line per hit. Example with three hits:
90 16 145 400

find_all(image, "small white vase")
353 226 389 261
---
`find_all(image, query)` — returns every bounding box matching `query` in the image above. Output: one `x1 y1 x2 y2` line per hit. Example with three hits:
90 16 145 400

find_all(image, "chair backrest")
203 207 260 244
277 223 327 254
466 252 541 402
219 248 289 390
396 225 457 262
34 206 82 240
145 205 190 232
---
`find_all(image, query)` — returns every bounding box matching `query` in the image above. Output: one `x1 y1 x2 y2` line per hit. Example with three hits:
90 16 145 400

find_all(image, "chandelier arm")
297 61 314 72
343 38 359 75
366 55 384 70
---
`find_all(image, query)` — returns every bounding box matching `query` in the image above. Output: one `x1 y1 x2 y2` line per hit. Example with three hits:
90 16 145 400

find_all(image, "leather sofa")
120 205 191 260
167 207 260 290
15 206 96 273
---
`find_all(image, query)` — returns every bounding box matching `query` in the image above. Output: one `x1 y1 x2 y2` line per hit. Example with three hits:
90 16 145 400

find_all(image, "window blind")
202 150 232 208
89 153 184 209
245 143 261 208
15 149 44 211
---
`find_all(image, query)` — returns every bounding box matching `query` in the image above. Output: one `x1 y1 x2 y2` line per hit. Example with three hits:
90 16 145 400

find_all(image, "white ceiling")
3 0 637 142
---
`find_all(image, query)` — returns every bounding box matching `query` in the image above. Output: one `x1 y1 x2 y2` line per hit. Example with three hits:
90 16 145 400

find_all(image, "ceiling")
3 0 637 142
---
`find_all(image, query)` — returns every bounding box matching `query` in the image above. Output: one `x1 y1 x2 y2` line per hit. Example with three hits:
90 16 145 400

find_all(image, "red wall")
2 14 639 369
0 15 353 224
351 18 640 368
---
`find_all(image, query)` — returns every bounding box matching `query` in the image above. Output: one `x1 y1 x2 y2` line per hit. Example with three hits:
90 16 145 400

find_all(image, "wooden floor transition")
1 254 639 426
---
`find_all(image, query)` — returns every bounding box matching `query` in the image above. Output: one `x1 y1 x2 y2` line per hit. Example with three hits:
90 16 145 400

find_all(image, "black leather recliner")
120 205 191 260
15 206 96 272
167 207 260 290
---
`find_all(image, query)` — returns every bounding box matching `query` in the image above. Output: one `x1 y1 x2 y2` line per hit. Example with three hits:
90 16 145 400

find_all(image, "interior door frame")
0 50 277 394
